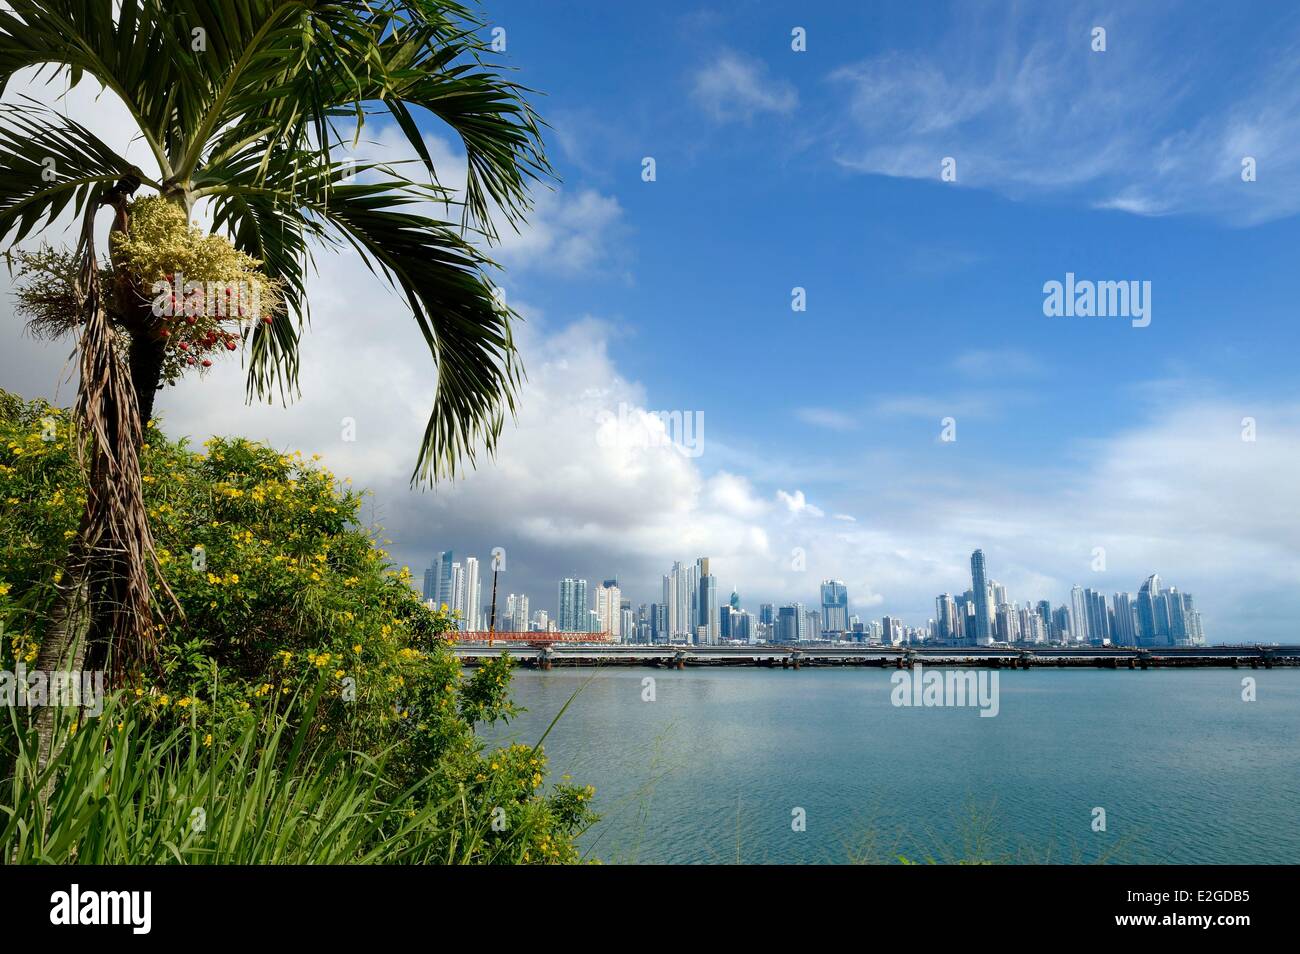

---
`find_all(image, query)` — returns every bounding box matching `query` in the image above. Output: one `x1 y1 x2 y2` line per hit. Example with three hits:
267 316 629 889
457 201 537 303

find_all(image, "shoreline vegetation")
1 391 597 864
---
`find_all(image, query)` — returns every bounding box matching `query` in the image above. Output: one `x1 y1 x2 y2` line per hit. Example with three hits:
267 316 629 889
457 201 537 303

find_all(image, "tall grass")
1 685 566 864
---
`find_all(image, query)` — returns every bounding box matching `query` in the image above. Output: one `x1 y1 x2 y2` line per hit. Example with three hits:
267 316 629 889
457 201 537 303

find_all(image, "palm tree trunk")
28 546 91 807
128 329 166 428
22 189 167 808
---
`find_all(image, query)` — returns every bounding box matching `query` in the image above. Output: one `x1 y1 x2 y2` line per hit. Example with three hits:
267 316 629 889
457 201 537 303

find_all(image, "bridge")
450 641 1300 670
453 631 612 646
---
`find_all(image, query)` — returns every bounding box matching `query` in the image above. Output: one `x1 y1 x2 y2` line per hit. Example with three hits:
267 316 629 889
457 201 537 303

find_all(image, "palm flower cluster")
11 197 284 386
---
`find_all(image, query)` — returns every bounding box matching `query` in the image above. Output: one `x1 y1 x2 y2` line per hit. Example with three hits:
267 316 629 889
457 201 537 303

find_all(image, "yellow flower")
203 734 213 746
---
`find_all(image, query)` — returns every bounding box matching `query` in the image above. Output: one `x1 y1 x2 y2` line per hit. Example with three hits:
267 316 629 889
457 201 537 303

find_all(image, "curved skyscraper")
1137 573 1162 645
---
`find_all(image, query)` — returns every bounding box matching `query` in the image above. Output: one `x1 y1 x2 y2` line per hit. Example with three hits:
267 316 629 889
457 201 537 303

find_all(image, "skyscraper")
1112 592 1138 645
1052 605 1072 644
1084 588 1110 645
595 581 622 639
1070 585 1088 642
425 550 454 607
662 572 677 637
970 549 992 645
696 557 718 644
463 557 480 631
1137 573 1162 645
558 578 587 632
936 593 959 643
776 606 799 643
820 580 849 635
671 561 691 639
510 593 529 632
449 562 466 625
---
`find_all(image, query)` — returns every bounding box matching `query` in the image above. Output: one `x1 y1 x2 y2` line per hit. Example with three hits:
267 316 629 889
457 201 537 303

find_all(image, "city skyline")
417 545 1212 647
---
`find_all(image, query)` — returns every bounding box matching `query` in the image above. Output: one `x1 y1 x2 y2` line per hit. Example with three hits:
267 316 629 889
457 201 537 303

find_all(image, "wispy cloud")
827 3 1300 225
692 50 798 122
795 406 859 431
871 393 1002 420
952 349 1045 379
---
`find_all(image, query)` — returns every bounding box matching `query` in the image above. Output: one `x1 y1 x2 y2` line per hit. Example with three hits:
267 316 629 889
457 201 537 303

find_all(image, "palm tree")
0 0 547 760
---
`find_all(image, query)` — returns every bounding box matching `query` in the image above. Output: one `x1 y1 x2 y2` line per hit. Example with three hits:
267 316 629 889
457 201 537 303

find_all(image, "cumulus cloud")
776 489 824 518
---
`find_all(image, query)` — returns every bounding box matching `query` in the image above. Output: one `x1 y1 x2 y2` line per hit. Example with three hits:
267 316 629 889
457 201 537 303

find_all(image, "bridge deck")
451 643 1300 669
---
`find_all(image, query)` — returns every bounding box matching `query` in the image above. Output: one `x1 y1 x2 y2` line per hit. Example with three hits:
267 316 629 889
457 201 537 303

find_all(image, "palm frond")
0 98 150 246
207 159 520 483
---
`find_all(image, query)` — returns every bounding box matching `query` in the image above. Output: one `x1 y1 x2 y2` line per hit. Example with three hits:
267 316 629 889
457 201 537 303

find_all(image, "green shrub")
0 390 596 863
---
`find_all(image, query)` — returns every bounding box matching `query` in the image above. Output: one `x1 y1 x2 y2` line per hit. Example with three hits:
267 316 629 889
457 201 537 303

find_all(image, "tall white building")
449 562 466 628
671 561 691 640
595 582 622 639
463 557 480 631
662 572 678 636
1070 585 1088 642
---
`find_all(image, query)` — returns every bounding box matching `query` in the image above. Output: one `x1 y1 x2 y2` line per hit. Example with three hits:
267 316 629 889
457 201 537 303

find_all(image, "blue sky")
443 0 1300 636
4 0 1300 639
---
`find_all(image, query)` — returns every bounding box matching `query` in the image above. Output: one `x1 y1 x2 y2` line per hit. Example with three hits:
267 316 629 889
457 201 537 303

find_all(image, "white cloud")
692 51 798 123
952 349 1044 379
827 6 1300 224
345 124 627 277
776 489 824 518
795 407 859 431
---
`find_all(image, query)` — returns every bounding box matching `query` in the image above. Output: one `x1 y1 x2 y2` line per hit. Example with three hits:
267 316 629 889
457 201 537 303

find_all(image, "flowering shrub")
0 390 596 863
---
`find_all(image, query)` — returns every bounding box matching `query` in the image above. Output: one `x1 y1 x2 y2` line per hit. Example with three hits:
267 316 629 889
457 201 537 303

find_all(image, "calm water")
481 667 1300 864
